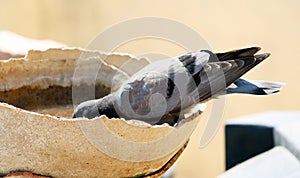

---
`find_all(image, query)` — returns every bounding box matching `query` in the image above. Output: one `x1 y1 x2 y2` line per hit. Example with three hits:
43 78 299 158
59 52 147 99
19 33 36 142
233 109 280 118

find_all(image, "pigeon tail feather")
227 78 285 95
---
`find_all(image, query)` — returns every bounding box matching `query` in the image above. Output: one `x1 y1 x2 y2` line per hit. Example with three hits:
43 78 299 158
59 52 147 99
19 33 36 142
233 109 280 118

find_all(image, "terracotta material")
0 48 204 177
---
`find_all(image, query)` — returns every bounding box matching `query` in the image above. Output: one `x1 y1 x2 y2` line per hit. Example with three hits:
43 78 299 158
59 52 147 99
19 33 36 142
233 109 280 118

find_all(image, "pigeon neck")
97 94 119 118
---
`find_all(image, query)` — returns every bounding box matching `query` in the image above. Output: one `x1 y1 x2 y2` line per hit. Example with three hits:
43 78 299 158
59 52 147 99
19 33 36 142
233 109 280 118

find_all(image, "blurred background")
1 0 299 177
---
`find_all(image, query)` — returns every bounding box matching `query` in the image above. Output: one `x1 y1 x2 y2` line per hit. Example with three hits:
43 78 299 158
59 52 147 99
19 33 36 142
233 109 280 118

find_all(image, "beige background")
1 1 299 177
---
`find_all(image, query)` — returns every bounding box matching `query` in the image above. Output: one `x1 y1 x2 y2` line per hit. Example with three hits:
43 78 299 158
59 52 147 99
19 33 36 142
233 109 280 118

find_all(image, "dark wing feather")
192 53 269 102
178 51 209 76
214 47 261 61
178 53 197 74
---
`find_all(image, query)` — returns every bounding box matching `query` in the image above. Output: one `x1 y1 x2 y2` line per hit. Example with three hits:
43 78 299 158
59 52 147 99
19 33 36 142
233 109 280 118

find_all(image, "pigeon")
72 47 284 125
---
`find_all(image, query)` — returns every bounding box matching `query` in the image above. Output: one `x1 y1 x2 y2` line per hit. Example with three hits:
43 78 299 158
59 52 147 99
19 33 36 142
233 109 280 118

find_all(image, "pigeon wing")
214 47 261 62
192 53 270 102
116 71 182 123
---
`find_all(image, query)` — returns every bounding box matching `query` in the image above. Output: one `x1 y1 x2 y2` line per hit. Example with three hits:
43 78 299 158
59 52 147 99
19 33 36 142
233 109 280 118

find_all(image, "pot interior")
0 84 111 118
